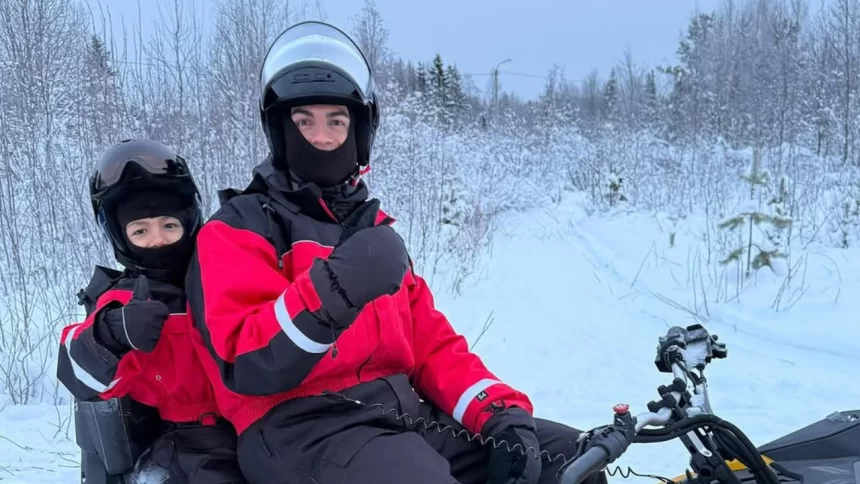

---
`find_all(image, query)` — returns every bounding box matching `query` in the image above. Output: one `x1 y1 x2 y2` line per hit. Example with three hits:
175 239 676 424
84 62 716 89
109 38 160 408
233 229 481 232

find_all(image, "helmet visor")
91 143 192 192
260 21 373 107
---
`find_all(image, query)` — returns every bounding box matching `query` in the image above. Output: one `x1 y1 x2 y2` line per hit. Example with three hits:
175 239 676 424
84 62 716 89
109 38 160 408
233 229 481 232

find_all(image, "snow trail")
3 194 859 482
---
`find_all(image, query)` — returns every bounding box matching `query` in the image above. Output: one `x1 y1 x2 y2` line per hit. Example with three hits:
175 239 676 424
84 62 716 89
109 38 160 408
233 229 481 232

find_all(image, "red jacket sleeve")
408 272 534 436
56 292 138 402
186 219 355 396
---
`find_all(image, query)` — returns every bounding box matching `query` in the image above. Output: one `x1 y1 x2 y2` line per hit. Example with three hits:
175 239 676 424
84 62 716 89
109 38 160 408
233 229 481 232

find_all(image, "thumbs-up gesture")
98 276 170 354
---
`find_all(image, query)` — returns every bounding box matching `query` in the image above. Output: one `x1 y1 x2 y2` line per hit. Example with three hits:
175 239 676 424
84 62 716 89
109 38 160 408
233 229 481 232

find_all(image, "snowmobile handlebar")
557 361 693 484
558 323 774 484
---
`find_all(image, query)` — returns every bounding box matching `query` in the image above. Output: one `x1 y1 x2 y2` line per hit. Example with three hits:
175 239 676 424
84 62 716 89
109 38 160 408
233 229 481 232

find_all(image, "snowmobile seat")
757 409 860 461
75 396 163 484
753 409 860 484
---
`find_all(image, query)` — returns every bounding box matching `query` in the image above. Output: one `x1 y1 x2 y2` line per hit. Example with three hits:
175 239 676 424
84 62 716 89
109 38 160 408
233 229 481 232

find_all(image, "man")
186 20 609 484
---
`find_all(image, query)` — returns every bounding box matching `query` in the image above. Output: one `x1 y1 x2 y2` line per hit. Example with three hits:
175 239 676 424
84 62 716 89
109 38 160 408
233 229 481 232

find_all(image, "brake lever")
558 404 638 484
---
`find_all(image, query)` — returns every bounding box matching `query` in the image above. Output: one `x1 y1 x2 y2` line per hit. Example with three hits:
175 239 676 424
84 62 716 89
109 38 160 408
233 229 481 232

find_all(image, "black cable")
633 415 779 484
605 465 678 483
710 426 780 484
322 392 779 484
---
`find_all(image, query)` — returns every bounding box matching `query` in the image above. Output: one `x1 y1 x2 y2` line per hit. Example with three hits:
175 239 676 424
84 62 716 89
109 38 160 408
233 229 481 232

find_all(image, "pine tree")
80 35 123 146
717 149 792 277
415 62 428 93
829 179 860 248
440 183 468 227
404 60 417 91
389 59 407 91
602 168 628 207
88 36 115 75
430 54 452 125
445 64 466 121
431 54 447 98
602 68 619 122
765 175 792 249
657 63 688 143
643 69 659 127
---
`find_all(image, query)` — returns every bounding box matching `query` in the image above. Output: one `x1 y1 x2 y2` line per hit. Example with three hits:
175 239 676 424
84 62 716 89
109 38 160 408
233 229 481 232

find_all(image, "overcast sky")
87 0 723 100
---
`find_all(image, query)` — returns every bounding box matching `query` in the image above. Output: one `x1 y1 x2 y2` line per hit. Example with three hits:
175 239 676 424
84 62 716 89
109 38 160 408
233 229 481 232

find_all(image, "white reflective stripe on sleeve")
451 378 503 425
274 291 332 354
62 325 121 394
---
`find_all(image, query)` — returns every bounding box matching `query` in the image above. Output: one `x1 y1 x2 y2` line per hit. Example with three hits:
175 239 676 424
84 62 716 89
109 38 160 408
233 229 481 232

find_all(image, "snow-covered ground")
1 192 858 483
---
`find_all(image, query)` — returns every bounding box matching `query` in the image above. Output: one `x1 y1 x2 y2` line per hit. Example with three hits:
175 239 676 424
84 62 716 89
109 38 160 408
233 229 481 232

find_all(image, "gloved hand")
95 275 169 354
310 223 410 325
487 425 543 484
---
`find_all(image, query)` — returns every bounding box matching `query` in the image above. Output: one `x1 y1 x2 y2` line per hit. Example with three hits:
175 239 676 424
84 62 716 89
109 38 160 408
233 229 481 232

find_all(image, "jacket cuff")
482 406 537 438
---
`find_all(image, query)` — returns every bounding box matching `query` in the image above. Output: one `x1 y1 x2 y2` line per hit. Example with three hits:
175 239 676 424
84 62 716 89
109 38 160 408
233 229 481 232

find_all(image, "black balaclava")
113 189 196 284
283 108 359 187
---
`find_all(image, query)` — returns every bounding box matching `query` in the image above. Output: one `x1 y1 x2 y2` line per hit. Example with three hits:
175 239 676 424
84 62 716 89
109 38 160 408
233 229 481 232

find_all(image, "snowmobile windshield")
259 21 374 112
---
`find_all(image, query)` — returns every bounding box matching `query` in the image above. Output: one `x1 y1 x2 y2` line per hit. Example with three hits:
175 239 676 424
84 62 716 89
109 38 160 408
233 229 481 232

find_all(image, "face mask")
283 117 358 187
114 191 195 271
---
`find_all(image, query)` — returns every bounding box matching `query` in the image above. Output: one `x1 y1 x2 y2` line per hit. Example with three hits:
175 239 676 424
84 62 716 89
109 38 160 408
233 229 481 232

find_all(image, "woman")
56 139 245 484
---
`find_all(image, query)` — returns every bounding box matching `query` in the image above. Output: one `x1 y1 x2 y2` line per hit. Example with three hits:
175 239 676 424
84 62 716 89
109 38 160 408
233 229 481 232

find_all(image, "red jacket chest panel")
112 312 217 421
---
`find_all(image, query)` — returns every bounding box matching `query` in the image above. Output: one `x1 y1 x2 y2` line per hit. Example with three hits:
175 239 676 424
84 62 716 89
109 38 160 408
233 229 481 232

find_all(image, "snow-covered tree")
602 168 628 207
765 175 792 249
444 64 467 121
832 194 860 248
643 69 659 130
415 62 428 93
349 0 390 78
827 177 860 248
429 54 450 124
718 150 792 277
602 68 619 121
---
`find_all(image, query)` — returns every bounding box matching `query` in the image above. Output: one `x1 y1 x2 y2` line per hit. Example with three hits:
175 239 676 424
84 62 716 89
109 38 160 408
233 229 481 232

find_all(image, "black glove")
310 224 410 325
95 276 169 354
487 426 542 484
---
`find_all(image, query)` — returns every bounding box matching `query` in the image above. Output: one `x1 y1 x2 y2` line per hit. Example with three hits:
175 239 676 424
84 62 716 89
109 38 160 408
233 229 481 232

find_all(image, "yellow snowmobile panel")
667 456 775 482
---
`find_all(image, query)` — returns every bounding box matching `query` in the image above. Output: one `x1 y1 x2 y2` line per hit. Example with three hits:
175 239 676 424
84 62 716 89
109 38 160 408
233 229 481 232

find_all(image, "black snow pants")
237 375 608 484
126 419 247 484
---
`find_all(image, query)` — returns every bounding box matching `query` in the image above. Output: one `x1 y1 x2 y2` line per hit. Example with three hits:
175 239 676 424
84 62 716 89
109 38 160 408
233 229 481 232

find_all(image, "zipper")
317 198 343 226
330 324 339 359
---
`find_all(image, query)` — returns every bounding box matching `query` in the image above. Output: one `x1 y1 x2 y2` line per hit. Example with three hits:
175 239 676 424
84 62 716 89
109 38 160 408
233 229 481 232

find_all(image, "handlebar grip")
559 446 609 484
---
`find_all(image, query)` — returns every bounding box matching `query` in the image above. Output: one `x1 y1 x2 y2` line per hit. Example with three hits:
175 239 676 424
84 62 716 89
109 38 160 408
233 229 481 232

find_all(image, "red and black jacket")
57 266 219 423
185 159 533 434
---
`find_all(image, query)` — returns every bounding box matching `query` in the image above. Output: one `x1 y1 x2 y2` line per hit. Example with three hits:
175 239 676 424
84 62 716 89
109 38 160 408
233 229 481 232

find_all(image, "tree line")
1 0 859 404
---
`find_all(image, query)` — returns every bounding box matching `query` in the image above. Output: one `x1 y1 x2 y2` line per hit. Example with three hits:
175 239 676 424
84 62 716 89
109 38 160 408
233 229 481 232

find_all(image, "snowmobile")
76 323 858 484
558 324 860 484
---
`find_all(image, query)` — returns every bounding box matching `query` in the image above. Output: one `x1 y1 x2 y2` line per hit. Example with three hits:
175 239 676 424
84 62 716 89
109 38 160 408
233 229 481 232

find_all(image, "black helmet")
89 139 203 273
258 21 380 171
